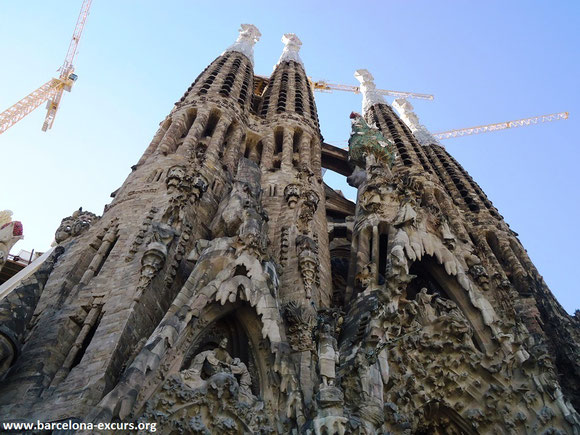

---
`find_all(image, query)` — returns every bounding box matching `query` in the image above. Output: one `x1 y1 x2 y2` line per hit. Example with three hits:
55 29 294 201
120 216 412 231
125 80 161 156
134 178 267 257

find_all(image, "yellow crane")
254 75 435 101
310 79 435 101
0 0 92 135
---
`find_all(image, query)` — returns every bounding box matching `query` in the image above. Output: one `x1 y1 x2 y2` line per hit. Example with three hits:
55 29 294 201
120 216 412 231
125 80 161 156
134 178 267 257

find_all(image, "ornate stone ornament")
284 183 301 209
223 24 261 65
54 208 98 244
277 33 303 66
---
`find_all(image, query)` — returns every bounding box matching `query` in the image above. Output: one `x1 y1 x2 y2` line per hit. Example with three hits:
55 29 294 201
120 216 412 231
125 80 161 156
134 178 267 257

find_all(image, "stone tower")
0 25 579 434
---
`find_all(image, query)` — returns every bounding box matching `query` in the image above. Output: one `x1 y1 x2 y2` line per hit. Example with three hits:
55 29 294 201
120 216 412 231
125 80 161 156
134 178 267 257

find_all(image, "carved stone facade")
0 25 578 434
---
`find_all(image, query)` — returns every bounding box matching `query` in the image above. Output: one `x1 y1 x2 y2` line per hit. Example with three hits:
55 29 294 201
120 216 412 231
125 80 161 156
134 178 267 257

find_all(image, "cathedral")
0 24 579 434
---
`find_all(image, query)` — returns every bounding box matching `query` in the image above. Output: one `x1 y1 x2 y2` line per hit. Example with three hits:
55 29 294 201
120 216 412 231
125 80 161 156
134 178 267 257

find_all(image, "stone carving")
283 301 315 351
356 263 380 295
318 324 339 386
279 226 290 267
354 69 387 116
163 166 208 228
278 33 303 66
348 112 395 170
180 339 255 403
1 26 579 435
223 24 261 65
352 343 390 432
0 211 23 267
296 234 319 299
140 367 268 434
54 207 98 244
299 190 320 224
137 222 176 294
166 165 186 193
392 97 441 146
126 207 158 262
284 183 301 208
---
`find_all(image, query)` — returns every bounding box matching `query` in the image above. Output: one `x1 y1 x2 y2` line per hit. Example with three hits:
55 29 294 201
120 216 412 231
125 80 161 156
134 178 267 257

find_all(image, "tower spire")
277 33 303 66
223 24 261 65
392 98 441 146
354 69 386 116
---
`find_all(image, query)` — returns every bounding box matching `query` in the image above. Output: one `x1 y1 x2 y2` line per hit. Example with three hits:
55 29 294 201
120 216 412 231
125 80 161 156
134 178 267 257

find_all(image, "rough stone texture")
0 26 578 434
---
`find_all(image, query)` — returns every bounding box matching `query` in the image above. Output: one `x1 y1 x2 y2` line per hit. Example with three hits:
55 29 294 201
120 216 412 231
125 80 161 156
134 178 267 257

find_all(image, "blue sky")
1 1 578 313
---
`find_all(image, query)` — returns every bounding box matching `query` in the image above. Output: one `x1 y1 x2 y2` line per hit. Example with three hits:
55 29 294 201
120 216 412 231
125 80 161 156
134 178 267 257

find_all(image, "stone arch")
406 255 494 353
417 401 477 435
178 301 277 401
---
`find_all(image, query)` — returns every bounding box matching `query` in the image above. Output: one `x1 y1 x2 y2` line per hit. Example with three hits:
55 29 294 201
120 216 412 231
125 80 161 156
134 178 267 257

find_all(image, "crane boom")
0 79 63 135
310 80 435 101
254 75 434 101
433 112 569 140
61 0 93 77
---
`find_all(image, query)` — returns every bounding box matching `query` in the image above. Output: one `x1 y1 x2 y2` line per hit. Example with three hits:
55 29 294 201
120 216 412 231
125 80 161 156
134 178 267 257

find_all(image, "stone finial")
277 33 303 66
354 69 386 115
0 210 23 267
224 24 261 65
392 98 440 146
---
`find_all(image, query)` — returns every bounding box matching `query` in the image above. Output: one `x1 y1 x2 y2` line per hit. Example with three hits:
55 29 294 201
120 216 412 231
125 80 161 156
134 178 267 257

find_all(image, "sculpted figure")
354 343 390 431
284 183 301 209
166 165 186 193
180 338 254 402
415 288 437 325
435 297 474 347
318 324 339 386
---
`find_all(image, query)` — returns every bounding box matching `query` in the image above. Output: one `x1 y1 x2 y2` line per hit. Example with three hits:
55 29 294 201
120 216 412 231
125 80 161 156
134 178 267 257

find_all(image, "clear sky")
1 1 578 313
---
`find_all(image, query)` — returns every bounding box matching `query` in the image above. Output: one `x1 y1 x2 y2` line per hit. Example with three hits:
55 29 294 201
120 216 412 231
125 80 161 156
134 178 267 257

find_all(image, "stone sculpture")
0 26 578 435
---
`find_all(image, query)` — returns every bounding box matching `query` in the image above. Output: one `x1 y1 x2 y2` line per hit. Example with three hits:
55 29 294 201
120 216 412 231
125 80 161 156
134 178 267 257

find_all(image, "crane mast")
0 0 92 135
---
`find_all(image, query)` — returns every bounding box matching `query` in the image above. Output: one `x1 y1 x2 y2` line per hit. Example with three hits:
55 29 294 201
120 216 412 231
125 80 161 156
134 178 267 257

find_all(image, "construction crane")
433 111 569 140
310 79 434 101
253 75 434 101
0 0 92 135
329 111 569 148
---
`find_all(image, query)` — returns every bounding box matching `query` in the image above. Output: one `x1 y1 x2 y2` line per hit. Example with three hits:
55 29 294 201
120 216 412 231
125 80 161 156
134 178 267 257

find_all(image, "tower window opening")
378 232 388 280
274 129 284 155
255 140 263 165
203 111 220 138
292 129 302 154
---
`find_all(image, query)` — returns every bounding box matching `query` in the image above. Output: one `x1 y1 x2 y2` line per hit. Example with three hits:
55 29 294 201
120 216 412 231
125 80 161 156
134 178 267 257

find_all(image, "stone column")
281 127 294 169
223 124 244 172
178 108 210 157
260 132 275 171
206 115 232 164
372 225 380 285
299 132 311 169
311 136 321 174
158 111 190 155
356 228 371 280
